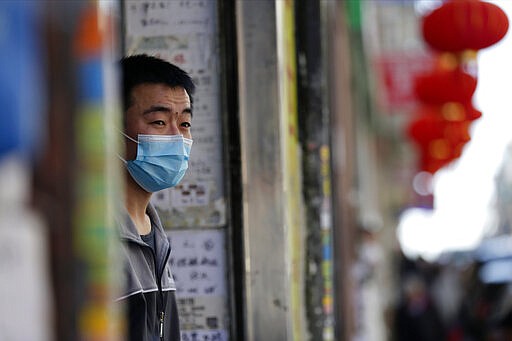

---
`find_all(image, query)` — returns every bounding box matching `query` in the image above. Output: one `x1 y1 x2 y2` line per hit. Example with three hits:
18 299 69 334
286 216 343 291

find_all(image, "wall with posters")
123 1 230 340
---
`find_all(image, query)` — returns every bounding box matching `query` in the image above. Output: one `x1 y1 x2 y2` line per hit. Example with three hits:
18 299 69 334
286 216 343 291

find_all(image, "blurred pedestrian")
394 273 446 341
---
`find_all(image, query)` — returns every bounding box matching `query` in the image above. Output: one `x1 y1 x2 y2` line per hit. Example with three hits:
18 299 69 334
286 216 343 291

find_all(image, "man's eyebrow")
182 108 193 117
142 105 171 115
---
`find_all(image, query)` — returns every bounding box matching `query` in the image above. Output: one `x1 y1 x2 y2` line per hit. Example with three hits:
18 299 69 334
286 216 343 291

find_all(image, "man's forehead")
167 86 190 101
132 83 190 102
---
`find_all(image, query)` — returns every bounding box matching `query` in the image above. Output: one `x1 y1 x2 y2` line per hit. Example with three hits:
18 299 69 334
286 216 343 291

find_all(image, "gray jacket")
116 204 181 341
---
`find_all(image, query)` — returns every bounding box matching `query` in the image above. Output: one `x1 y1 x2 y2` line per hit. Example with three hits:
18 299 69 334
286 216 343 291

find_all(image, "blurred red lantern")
442 102 482 121
410 129 469 160
406 105 477 144
414 68 477 104
422 0 509 52
419 148 460 174
407 106 474 174
415 133 469 173
407 116 470 145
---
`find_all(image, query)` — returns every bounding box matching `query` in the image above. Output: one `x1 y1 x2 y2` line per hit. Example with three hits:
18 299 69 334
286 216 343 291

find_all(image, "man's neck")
125 175 153 235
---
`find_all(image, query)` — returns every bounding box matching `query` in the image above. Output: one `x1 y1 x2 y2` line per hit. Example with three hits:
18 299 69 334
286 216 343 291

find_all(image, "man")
117 54 195 341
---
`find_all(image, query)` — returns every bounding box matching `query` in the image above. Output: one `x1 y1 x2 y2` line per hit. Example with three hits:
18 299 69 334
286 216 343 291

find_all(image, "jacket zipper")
157 245 171 340
159 311 165 339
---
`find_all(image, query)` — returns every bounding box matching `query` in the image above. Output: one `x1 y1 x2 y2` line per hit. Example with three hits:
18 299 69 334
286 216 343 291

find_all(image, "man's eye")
152 120 165 126
181 122 191 128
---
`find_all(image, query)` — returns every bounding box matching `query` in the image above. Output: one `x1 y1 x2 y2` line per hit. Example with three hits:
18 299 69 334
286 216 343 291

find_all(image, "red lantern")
414 133 469 173
422 0 509 52
408 118 470 146
440 102 482 121
406 106 475 144
414 68 477 104
408 106 474 174
419 149 458 174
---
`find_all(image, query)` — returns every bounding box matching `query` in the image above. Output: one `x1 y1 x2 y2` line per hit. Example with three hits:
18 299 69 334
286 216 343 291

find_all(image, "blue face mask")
121 133 193 192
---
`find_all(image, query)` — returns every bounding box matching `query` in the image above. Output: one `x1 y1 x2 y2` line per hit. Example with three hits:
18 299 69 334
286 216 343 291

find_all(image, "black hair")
120 54 195 111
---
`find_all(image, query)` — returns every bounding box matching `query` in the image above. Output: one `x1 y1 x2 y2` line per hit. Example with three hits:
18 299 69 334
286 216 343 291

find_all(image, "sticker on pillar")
171 182 210 207
153 180 225 228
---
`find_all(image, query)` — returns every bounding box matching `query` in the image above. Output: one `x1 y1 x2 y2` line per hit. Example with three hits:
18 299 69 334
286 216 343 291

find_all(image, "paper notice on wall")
125 0 212 37
178 296 228 332
169 229 226 296
169 229 228 340
181 328 228 341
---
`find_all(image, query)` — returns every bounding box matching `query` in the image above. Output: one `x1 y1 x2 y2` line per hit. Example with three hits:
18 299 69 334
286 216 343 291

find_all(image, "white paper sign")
169 229 226 296
125 0 212 37
182 329 228 341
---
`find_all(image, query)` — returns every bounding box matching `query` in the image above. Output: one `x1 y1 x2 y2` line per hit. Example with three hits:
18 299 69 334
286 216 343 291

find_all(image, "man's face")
124 83 192 160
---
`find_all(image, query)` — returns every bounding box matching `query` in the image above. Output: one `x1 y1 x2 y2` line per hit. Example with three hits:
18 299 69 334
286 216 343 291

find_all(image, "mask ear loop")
117 130 139 163
119 130 139 144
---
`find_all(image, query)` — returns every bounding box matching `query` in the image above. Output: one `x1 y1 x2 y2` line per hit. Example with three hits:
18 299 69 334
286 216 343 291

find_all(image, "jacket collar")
117 202 172 280
117 202 166 244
